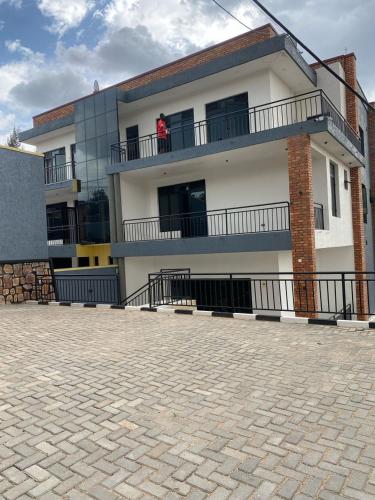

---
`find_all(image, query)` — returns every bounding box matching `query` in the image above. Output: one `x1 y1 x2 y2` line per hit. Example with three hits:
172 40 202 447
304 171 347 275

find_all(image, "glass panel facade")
74 88 119 244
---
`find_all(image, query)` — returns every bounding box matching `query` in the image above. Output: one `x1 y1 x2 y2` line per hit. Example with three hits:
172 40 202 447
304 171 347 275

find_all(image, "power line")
211 0 252 30
211 0 373 112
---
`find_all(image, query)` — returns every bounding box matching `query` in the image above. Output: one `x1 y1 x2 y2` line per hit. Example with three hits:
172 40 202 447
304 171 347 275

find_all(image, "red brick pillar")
288 134 318 318
342 55 368 319
368 103 375 264
351 167 368 320
342 55 359 133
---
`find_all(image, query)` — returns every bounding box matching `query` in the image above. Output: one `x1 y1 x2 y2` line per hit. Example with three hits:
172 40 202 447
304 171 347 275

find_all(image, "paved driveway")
1 305 375 499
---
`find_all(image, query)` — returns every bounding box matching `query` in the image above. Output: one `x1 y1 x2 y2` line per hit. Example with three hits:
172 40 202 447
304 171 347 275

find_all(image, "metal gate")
54 272 120 304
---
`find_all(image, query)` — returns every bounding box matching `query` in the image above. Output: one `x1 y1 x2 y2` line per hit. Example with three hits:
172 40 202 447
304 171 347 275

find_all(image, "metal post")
341 273 347 320
230 273 235 313
148 274 152 309
225 209 229 235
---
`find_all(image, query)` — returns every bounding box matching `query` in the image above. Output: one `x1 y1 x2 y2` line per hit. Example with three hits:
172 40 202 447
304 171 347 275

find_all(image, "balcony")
112 201 327 258
110 90 362 172
113 202 291 257
45 161 75 185
47 221 110 247
123 202 290 242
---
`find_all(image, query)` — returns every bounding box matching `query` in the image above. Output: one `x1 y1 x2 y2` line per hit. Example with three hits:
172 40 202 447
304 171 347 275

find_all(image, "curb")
26 301 373 330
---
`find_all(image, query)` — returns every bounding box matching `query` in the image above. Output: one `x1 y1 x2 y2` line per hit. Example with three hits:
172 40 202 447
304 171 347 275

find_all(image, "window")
44 147 66 183
359 126 365 155
362 184 368 224
330 163 338 217
344 170 349 190
206 93 249 142
156 109 194 154
45 147 66 166
78 257 90 267
126 125 140 160
158 180 207 237
94 256 99 266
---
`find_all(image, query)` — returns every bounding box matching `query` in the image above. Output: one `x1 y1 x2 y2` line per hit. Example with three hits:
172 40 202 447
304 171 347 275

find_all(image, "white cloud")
0 0 374 145
5 39 44 63
0 110 16 145
0 0 22 7
99 0 260 52
36 0 96 36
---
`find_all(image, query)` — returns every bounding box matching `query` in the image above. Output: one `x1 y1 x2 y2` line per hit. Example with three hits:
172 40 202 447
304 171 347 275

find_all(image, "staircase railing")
121 268 190 306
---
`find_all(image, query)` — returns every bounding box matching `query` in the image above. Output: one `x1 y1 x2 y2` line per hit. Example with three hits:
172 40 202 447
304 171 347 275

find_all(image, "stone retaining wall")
0 261 55 304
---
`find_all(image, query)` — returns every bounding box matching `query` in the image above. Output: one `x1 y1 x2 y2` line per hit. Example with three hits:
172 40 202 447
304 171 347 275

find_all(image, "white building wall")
316 62 347 118
118 70 294 142
124 251 283 296
312 142 353 249
34 128 76 161
269 72 294 102
121 157 290 223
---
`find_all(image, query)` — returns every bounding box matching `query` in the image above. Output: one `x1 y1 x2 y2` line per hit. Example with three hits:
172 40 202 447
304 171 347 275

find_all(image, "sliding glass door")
206 93 249 143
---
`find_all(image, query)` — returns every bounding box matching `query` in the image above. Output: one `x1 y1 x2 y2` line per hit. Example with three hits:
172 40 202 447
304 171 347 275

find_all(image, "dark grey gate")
54 271 119 304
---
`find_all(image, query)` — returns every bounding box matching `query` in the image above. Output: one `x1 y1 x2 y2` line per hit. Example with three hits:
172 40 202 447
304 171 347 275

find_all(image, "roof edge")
32 24 277 121
0 144 43 157
310 52 356 69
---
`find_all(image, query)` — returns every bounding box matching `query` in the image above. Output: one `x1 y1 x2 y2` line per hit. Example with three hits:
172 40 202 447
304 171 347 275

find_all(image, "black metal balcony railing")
122 202 290 242
44 161 75 185
146 271 371 319
47 225 77 246
314 203 324 230
111 90 362 164
47 221 110 246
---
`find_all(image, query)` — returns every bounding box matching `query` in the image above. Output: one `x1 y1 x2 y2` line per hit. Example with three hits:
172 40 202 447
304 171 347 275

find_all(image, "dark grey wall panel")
48 244 76 258
107 119 330 174
111 231 292 257
0 148 48 261
119 35 317 104
19 114 74 142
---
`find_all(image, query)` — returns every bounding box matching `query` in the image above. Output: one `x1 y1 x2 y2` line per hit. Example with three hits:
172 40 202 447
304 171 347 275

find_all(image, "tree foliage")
7 126 20 148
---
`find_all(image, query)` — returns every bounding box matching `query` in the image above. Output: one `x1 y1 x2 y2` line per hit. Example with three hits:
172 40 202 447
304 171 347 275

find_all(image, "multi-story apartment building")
20 24 375 318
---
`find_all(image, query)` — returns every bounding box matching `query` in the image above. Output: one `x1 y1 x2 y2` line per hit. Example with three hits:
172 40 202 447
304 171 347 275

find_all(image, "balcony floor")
112 231 292 258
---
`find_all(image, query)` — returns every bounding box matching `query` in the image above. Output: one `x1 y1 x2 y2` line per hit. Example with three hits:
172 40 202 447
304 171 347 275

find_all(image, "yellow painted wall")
76 243 111 267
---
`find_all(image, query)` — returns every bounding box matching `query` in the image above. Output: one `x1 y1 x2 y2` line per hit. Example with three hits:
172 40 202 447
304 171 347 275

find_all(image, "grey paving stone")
2 305 375 500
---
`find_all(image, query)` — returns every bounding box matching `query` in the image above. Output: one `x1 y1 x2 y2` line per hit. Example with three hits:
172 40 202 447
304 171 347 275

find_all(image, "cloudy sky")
0 0 374 142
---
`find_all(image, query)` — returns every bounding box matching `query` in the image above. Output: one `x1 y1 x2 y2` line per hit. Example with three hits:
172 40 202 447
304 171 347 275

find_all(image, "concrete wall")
34 127 75 161
316 62 347 118
124 250 282 296
121 155 290 223
118 70 277 143
312 142 354 250
0 147 48 261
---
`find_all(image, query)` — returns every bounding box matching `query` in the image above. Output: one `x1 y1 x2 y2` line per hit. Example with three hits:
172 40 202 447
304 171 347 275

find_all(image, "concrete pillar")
277 252 294 317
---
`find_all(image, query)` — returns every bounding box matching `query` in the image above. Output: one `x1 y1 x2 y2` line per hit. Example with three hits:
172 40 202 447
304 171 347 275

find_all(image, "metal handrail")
111 89 361 162
122 201 290 224
122 201 290 242
146 270 371 319
44 161 75 185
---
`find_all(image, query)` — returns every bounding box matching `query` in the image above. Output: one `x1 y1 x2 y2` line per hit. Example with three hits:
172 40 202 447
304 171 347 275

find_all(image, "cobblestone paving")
1 306 375 499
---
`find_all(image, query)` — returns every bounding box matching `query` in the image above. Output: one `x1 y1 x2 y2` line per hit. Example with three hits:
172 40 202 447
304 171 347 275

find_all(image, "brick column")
369 103 375 264
342 55 359 133
288 134 318 318
351 167 368 320
343 55 368 319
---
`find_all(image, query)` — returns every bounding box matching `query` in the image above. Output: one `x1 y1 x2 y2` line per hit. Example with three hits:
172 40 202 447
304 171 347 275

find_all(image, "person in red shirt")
157 113 169 153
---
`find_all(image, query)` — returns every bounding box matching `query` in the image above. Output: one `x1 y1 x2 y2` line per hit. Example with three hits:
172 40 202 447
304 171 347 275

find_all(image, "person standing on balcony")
157 113 169 153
